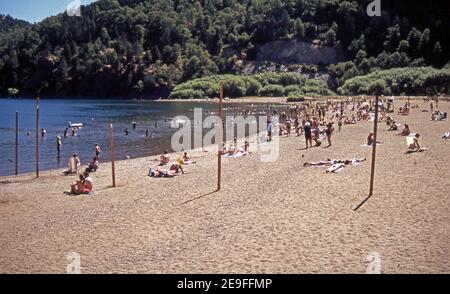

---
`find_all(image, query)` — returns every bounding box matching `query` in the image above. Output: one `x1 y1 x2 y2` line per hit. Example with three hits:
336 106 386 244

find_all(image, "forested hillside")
0 0 449 98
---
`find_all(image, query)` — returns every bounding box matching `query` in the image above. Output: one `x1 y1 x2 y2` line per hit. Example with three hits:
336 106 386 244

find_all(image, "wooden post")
110 124 116 187
369 95 379 196
35 97 40 178
217 83 224 191
15 111 19 175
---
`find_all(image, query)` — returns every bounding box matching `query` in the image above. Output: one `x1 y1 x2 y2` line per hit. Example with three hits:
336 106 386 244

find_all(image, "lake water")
0 99 277 176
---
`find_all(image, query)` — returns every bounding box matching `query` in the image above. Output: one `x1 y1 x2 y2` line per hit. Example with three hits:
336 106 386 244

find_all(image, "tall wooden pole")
35 97 40 178
15 111 19 175
110 124 116 187
217 83 224 191
369 95 379 196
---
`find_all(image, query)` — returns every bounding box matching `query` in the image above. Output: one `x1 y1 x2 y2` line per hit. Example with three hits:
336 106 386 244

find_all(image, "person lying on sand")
304 158 366 167
442 132 450 140
148 167 176 178
160 150 171 165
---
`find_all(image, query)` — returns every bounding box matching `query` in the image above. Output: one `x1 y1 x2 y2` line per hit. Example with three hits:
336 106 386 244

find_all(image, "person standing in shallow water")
56 136 62 156
95 144 102 158
132 121 137 130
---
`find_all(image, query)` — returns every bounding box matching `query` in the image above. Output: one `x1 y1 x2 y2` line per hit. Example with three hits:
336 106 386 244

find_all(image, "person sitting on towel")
396 124 411 136
408 133 422 152
367 133 381 146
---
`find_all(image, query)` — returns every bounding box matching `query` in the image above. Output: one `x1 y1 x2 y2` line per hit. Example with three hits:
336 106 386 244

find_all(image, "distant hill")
0 0 449 98
0 15 30 33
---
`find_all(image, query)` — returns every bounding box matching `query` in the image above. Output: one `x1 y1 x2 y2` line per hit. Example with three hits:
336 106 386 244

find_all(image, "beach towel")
326 163 345 173
406 135 415 146
360 143 383 147
224 152 246 158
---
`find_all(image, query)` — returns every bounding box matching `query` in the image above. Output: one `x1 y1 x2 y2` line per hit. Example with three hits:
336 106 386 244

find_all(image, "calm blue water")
0 98 273 176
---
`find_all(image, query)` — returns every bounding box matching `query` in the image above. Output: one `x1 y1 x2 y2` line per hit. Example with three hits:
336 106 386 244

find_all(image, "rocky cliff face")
256 39 346 65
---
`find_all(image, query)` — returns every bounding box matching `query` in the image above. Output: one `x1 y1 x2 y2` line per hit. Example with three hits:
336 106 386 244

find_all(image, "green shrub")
278 72 307 86
223 77 246 97
259 84 285 97
284 85 302 95
287 92 305 102
169 89 203 99
243 77 262 96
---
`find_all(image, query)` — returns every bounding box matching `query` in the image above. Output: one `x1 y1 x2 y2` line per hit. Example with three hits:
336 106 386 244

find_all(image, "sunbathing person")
82 172 93 194
169 162 185 174
70 174 85 195
396 124 411 136
148 167 176 178
407 133 424 152
442 132 450 140
85 157 99 173
386 120 398 131
160 150 171 165
181 152 196 164
304 158 366 167
367 133 381 146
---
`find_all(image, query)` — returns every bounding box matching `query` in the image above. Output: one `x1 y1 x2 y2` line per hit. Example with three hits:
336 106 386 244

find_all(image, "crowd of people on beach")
44 95 443 191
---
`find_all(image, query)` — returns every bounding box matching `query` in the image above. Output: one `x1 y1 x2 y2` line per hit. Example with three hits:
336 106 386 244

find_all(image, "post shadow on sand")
177 190 218 206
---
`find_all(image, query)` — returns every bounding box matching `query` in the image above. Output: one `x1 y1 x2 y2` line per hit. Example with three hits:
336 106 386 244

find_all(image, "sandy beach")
0 100 449 274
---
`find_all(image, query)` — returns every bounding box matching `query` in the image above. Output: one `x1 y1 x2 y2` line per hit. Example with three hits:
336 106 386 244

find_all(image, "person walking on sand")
325 122 333 147
304 121 312 149
56 136 62 156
